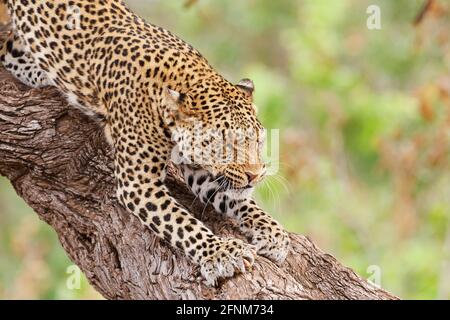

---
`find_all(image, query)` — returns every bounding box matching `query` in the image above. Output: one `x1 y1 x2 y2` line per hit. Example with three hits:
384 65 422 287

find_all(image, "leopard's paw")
251 225 290 265
200 238 256 286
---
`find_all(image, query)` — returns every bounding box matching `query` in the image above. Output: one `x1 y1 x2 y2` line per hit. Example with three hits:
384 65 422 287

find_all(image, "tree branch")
414 0 435 26
0 27 398 300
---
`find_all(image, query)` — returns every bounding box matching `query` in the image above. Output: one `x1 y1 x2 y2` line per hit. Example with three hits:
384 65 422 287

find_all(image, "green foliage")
1 0 448 299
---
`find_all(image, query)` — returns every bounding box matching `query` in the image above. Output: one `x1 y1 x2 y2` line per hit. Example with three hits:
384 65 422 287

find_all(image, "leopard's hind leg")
1 32 51 88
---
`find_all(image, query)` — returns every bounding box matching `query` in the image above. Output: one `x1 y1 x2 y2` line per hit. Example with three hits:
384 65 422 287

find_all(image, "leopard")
0 0 290 286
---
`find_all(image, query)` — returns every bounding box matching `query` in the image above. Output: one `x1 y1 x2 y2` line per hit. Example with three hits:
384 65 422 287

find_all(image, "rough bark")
0 27 398 300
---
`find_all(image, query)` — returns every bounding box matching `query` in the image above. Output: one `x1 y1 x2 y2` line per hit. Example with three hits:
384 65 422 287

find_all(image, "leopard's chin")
223 186 254 200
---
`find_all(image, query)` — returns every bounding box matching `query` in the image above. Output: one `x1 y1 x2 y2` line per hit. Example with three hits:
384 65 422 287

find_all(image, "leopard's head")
163 75 266 197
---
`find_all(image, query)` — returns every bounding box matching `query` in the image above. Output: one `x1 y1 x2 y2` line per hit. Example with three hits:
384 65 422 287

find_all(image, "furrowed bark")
0 27 398 300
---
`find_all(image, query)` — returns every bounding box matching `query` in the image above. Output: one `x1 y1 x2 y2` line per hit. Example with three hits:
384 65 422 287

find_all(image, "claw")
243 257 253 270
200 238 256 286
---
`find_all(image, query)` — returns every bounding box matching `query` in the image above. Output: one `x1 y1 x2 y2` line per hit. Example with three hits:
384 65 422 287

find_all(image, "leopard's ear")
162 88 195 125
236 78 254 99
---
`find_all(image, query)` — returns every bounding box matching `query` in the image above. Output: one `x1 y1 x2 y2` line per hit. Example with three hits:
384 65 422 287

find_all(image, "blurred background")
0 0 449 299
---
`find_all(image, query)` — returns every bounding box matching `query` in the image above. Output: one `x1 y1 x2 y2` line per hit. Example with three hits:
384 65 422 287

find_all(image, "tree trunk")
0 27 398 300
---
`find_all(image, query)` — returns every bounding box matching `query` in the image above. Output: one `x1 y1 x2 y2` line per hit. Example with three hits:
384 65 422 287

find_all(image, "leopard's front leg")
182 166 290 264
222 198 290 264
109 120 256 286
0 31 51 88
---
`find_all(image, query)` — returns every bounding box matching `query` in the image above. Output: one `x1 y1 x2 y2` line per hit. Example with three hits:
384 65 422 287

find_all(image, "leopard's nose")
246 170 266 187
244 163 266 187
245 171 259 185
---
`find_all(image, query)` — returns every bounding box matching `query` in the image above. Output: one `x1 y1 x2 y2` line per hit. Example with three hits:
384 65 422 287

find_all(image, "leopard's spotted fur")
1 0 289 286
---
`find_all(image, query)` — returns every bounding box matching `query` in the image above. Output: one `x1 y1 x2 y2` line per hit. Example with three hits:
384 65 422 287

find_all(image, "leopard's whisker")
200 179 226 219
